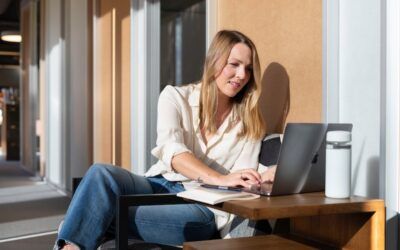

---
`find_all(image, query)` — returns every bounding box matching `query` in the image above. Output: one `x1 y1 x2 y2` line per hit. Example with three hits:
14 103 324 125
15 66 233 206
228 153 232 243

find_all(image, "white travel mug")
325 130 352 198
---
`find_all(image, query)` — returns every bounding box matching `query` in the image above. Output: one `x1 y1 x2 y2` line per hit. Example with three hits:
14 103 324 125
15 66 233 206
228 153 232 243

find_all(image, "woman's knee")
85 163 150 194
85 163 117 182
87 162 108 174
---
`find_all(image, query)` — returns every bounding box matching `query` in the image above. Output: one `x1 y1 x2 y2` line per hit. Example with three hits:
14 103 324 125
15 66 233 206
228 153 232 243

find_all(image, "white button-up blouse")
145 83 262 182
145 83 266 233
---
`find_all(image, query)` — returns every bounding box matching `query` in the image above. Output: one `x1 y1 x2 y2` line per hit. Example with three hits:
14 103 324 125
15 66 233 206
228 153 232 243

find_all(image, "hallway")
0 154 70 249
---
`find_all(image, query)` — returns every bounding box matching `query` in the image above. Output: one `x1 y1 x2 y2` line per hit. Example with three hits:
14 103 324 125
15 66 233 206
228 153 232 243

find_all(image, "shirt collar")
188 82 201 107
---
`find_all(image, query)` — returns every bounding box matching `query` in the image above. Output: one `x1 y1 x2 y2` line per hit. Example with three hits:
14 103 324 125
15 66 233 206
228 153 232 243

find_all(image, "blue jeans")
56 164 216 250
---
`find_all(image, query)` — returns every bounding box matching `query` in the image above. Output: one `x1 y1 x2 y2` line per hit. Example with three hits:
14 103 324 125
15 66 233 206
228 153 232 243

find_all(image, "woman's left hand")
261 165 277 183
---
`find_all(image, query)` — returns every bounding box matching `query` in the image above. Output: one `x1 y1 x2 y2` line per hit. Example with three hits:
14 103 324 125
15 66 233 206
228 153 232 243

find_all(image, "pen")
201 184 243 192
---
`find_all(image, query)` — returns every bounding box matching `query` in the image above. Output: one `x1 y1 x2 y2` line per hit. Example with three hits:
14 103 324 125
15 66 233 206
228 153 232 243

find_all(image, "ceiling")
0 0 20 67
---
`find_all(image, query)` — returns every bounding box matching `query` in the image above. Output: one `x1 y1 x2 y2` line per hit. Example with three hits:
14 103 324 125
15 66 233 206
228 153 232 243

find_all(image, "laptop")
246 123 352 196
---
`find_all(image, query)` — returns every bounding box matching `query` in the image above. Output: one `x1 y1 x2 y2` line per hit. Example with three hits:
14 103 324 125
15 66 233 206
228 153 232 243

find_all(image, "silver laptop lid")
269 123 328 196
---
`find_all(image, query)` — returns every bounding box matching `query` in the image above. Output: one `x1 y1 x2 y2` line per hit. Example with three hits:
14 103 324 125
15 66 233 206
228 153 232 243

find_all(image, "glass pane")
160 0 205 90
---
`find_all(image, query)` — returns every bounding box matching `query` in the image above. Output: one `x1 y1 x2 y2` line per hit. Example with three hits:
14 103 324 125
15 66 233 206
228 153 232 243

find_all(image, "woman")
56 30 273 250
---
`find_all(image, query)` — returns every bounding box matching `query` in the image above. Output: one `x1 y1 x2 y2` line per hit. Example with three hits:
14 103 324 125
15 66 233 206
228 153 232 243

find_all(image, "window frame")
130 0 215 174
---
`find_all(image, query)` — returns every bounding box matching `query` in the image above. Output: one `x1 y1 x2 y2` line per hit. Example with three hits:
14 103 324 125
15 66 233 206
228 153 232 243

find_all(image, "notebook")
176 186 260 205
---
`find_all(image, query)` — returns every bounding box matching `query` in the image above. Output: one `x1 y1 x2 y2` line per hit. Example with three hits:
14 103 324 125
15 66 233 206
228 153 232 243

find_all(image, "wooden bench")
183 235 320 250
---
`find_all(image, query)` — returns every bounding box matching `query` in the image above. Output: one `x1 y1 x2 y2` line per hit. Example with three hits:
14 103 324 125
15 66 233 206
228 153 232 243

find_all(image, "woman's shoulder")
160 82 201 100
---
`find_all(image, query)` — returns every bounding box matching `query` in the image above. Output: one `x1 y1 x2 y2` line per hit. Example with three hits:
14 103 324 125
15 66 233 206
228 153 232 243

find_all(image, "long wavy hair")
199 30 265 140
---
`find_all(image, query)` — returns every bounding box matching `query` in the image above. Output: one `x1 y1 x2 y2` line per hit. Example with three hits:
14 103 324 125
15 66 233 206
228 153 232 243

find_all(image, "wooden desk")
184 192 385 249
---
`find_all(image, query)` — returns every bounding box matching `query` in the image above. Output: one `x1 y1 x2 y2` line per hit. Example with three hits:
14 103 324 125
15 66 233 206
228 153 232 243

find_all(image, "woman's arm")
172 152 261 187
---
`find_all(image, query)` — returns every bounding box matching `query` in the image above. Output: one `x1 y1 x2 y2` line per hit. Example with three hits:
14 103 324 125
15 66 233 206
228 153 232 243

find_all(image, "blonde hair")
199 30 265 140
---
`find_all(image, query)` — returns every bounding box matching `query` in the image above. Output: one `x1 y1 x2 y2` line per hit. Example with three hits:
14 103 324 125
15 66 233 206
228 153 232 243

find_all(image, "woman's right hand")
216 169 261 188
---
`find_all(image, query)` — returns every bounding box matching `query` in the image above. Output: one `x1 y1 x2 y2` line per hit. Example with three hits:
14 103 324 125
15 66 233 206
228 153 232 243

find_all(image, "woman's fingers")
238 169 261 183
218 169 263 187
239 179 252 188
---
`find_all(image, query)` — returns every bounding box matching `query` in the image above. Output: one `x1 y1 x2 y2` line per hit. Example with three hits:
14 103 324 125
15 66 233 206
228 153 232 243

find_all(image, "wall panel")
217 0 322 133
93 0 131 169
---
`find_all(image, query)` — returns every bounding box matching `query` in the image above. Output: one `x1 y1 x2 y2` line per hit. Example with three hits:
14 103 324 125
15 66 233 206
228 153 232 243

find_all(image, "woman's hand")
261 165 277 183
217 169 261 188
171 153 262 188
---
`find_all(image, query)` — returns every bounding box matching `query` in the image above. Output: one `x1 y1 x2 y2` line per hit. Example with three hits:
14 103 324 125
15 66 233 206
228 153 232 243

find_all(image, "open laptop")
246 123 352 196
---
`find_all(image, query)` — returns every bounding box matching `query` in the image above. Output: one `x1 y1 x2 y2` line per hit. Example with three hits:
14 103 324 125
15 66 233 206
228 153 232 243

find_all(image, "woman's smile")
228 80 242 89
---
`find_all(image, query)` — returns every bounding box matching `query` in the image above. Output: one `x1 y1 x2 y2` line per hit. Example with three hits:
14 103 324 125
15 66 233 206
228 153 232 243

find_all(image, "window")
131 0 206 174
160 0 205 89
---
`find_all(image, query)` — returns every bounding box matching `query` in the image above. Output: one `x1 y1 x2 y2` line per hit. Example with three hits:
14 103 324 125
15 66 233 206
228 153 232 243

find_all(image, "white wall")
131 0 160 174
386 0 400 213
385 0 400 248
45 0 65 187
45 0 91 191
338 0 381 198
325 0 381 198
64 0 92 190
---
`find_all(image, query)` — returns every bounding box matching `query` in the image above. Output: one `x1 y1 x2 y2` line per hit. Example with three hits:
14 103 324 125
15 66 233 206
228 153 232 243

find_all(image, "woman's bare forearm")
171 152 261 187
171 152 223 185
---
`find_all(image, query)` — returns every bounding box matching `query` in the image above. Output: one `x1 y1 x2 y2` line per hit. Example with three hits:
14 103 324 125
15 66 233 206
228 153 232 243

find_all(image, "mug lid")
326 130 351 143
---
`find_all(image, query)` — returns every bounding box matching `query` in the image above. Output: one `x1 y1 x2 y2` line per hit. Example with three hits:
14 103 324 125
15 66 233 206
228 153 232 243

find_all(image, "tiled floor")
0 150 70 249
0 152 42 188
0 232 57 249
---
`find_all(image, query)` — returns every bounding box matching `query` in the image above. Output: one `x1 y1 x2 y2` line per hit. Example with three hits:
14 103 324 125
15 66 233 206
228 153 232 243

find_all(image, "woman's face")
215 42 252 99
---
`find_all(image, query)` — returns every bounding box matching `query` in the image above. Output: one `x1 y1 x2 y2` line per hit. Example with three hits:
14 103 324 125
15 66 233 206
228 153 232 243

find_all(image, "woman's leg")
56 163 154 250
130 203 217 245
129 176 217 245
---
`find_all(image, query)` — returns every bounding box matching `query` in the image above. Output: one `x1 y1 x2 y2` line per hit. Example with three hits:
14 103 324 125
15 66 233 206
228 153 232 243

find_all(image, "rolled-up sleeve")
151 86 192 172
